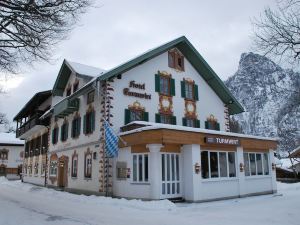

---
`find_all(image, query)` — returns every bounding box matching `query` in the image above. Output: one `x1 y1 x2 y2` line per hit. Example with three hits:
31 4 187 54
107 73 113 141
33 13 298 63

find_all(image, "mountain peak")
225 53 300 152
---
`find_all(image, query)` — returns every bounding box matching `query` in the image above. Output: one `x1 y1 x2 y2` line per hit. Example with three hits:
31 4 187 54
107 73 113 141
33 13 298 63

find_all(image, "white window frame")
202 150 237 180
132 153 149 183
244 152 270 177
49 161 57 177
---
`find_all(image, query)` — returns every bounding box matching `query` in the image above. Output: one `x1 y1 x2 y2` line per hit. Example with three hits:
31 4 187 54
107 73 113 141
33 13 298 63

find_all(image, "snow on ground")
0 177 299 225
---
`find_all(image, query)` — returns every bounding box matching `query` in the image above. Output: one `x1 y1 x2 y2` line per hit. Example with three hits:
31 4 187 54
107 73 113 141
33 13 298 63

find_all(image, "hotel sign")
205 136 240 146
123 81 151 100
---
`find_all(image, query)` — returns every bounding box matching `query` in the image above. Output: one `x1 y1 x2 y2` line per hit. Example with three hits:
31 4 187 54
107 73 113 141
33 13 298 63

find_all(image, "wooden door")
57 161 65 187
0 165 6 176
57 156 68 188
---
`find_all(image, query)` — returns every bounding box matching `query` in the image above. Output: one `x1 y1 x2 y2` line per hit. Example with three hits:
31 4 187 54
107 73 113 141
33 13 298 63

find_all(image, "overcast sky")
0 0 276 125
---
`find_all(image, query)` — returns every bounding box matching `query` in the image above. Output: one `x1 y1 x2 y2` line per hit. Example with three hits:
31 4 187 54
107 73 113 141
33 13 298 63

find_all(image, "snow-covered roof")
119 121 278 141
66 60 106 77
0 133 24 145
290 146 300 158
275 157 293 171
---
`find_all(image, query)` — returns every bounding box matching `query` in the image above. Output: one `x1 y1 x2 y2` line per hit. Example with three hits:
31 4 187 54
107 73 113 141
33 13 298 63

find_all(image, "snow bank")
0 178 175 211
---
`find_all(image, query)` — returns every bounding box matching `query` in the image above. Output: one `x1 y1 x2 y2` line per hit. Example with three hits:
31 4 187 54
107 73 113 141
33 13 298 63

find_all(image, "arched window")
71 151 78 178
84 149 92 178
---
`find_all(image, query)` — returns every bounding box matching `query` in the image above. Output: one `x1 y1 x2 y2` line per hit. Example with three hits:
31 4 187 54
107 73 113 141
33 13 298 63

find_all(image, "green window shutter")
78 117 81 136
66 123 69 139
91 111 95 132
181 81 186 98
182 118 187 126
216 122 220 131
125 109 130 124
56 127 59 143
171 116 177 125
143 112 149 122
155 113 161 123
205 121 209 129
194 84 199 101
60 125 63 141
196 119 200 128
155 74 160 93
52 129 54 144
83 115 86 134
170 78 175 96
71 120 74 138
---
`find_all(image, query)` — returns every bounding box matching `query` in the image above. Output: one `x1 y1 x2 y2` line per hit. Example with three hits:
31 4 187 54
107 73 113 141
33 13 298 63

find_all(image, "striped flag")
104 120 119 158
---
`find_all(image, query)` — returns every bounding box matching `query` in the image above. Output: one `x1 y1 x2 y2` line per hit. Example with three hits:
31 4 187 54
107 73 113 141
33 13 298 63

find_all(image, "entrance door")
57 156 68 188
161 153 181 198
0 165 6 177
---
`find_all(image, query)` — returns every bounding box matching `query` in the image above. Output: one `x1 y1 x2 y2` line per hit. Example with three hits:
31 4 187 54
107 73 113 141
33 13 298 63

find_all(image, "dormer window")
168 49 185 71
66 86 71 96
73 81 79 93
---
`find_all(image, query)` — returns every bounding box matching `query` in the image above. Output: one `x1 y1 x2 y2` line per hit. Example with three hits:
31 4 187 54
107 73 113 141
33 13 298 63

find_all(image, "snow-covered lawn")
0 178 299 225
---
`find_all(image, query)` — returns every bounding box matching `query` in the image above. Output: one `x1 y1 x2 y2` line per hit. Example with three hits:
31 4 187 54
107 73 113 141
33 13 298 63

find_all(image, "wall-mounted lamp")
195 163 201 174
272 163 276 171
239 163 244 172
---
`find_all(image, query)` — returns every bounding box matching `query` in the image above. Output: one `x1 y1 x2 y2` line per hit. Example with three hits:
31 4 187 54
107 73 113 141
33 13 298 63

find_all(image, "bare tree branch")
0 0 92 74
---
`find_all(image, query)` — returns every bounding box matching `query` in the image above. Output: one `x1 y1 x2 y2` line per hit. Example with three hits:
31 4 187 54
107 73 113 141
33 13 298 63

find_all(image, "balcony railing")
54 98 80 118
16 114 48 138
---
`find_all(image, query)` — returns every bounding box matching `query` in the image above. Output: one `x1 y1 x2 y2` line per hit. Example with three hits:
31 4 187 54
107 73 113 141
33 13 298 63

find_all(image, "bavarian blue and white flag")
104 120 119 158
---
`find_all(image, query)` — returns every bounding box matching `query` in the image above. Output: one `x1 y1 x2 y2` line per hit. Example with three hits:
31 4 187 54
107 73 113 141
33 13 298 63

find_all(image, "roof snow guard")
70 36 244 115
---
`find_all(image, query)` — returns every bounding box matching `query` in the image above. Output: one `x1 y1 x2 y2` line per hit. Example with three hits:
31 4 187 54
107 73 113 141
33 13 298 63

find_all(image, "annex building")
15 36 277 202
0 132 24 179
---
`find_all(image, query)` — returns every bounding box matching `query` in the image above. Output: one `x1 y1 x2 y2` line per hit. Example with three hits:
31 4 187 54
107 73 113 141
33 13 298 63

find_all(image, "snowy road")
0 178 299 225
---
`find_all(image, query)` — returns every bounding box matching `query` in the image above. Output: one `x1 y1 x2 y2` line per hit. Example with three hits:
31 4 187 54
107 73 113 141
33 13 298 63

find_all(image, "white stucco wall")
109 51 226 132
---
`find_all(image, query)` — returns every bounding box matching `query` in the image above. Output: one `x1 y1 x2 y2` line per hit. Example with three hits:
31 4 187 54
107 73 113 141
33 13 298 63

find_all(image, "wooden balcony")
16 114 49 139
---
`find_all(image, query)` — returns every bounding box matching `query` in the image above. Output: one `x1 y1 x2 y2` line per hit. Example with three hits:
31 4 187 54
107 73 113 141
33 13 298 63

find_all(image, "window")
181 80 199 101
52 127 59 145
72 116 81 138
41 162 46 175
155 73 175 96
205 115 220 131
87 91 94 104
168 49 185 71
116 162 127 179
72 153 78 178
34 162 39 175
228 152 236 177
60 121 69 142
160 76 170 95
84 152 92 178
73 81 79 93
156 113 176 125
41 132 48 154
263 153 269 175
0 150 8 160
201 151 236 179
244 152 270 176
66 87 71 96
35 136 41 156
132 154 149 182
124 108 149 124
49 161 57 177
83 110 95 135
182 118 200 128
201 151 209 179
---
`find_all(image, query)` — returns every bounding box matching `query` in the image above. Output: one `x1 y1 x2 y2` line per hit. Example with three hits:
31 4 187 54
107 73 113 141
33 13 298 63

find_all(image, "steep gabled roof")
13 90 52 120
70 36 244 115
52 59 105 96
